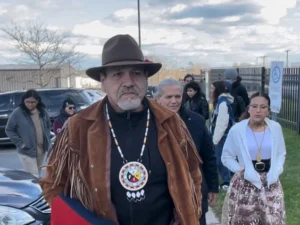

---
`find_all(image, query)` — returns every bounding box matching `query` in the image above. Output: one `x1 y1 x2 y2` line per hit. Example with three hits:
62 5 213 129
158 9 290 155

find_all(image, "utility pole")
285 50 290 69
68 60 71 88
259 55 267 67
137 0 141 48
259 56 267 94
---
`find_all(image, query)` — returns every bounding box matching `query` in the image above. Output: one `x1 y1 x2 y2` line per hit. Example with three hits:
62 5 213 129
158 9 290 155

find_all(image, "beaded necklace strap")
105 104 150 163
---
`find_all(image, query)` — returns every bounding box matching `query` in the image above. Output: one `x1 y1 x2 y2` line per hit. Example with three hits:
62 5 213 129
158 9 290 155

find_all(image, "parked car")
84 89 106 103
147 86 157 94
146 86 157 99
0 168 50 224
0 88 93 145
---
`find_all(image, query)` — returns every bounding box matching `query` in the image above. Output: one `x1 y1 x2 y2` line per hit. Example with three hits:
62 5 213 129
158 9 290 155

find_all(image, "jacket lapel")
240 119 252 161
265 118 277 182
79 98 118 220
264 118 276 160
149 101 200 225
149 100 174 148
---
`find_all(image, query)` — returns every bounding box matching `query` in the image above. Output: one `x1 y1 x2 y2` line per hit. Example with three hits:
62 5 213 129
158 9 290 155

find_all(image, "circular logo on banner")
272 66 281 83
119 162 148 191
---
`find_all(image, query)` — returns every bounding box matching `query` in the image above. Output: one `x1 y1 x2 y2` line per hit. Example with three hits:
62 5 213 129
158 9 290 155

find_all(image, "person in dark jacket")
224 68 249 106
53 98 76 135
155 78 219 225
5 89 51 177
182 74 195 101
183 81 209 120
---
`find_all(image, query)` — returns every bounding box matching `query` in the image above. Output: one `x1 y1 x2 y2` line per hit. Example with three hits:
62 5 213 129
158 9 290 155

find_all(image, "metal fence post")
261 67 265 93
297 75 300 134
206 70 212 127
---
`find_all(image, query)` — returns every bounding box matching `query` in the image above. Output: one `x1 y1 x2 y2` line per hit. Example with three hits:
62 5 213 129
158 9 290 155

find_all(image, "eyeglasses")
25 100 37 105
67 106 76 110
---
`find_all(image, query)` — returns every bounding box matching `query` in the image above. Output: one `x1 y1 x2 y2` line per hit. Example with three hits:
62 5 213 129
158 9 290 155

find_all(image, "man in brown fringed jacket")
40 34 202 225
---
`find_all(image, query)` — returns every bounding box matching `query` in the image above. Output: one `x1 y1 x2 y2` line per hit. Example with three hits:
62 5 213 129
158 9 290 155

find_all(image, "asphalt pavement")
0 145 23 170
0 145 46 176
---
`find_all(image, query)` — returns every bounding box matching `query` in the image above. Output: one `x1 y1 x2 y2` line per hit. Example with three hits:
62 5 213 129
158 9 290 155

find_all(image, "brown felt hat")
86 34 162 81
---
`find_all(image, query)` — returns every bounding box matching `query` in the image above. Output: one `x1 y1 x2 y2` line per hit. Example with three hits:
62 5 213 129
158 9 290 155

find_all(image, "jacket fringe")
177 115 202 218
47 124 93 210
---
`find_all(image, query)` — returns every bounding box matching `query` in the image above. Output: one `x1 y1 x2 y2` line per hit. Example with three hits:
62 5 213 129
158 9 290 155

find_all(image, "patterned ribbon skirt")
221 171 285 225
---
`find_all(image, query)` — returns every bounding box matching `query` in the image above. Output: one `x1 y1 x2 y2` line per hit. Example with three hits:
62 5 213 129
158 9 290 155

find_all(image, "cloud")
0 4 39 23
221 16 241 22
254 0 296 24
166 2 261 19
76 44 103 55
280 1 300 31
109 3 264 36
66 0 300 68
0 5 8 15
72 20 196 46
112 8 137 21
73 21 136 39
1 0 300 69
14 5 30 13
147 0 196 7
147 0 235 6
168 4 188 13
194 44 231 52
0 0 80 26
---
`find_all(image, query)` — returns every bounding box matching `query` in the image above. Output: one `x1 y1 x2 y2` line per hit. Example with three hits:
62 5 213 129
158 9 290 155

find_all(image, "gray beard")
117 98 142 111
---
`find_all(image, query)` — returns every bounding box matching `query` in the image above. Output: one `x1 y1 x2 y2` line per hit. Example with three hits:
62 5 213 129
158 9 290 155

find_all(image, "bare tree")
1 22 85 87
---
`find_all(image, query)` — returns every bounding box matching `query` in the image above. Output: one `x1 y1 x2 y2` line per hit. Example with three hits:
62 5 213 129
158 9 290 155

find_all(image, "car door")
0 94 13 143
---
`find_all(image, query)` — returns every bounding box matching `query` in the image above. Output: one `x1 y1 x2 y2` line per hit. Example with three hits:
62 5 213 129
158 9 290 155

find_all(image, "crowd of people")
5 34 286 225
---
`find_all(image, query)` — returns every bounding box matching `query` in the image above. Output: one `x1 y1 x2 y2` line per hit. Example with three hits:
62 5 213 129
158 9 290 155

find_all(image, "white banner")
269 61 284 113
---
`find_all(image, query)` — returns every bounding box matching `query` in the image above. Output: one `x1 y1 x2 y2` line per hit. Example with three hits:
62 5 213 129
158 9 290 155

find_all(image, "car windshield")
14 89 92 109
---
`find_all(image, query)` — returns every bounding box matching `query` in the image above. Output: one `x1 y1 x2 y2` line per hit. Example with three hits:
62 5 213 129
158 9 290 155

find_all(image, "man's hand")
208 192 217 205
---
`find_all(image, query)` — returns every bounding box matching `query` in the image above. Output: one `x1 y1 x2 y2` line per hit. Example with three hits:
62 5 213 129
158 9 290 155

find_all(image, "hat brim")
86 61 162 82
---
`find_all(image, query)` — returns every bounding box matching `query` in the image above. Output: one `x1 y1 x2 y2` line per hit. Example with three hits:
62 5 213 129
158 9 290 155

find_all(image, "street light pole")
137 0 141 48
285 50 290 69
259 55 267 67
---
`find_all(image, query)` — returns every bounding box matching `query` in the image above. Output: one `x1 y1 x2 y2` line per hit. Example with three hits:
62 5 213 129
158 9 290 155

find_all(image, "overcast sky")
1 0 300 69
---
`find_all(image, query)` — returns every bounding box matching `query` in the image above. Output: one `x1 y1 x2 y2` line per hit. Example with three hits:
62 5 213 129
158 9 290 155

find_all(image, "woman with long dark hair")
183 81 209 120
210 81 234 190
5 89 51 177
221 92 286 224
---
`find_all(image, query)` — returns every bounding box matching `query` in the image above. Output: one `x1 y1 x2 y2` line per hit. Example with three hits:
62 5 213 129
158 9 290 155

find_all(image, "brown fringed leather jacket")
40 97 202 225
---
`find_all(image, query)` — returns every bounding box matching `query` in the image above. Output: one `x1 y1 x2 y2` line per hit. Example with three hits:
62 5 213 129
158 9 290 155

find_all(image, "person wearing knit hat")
223 68 249 121
224 68 238 83
52 98 76 135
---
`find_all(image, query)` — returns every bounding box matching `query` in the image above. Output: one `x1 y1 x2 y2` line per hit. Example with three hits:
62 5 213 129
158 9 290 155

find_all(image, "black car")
0 168 50 224
146 86 157 99
0 88 93 145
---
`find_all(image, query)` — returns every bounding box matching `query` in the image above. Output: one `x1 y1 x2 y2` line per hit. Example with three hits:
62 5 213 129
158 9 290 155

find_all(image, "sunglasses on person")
67 106 76 110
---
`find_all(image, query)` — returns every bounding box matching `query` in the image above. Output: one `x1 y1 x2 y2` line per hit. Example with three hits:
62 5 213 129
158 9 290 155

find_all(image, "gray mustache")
118 88 138 97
